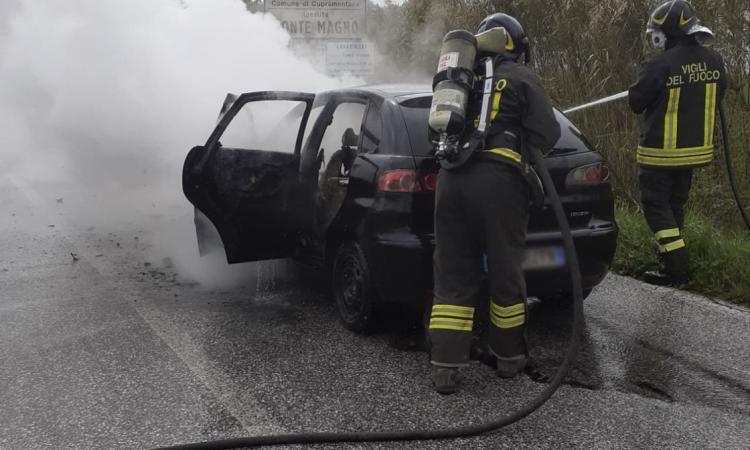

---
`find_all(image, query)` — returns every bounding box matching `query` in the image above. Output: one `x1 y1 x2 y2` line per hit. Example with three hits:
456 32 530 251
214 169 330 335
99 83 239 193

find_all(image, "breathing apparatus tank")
429 30 477 161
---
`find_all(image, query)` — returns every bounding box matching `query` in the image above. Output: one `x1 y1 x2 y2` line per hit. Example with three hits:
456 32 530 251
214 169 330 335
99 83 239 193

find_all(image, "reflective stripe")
487 148 522 164
490 91 503 122
637 153 713 167
432 304 475 314
655 228 680 240
490 302 525 317
704 83 717 147
431 304 475 326
490 314 525 329
664 88 681 149
489 79 507 122
637 144 714 157
429 318 473 332
431 310 474 320
659 239 686 253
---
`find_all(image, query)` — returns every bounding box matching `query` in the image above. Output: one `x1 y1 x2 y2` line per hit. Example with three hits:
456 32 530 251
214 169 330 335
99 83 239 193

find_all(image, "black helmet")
476 13 530 64
647 0 713 49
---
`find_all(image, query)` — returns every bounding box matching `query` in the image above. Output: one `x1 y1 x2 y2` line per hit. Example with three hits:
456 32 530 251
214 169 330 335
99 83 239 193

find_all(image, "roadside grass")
613 204 750 306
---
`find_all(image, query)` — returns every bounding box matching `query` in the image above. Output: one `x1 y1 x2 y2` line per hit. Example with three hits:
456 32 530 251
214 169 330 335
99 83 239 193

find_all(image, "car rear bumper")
368 221 618 304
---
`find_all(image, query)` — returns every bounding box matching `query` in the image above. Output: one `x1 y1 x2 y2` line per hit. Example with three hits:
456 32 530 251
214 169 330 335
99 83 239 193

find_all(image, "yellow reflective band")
490 314 525 329
637 145 714 158
490 302 525 318
488 148 522 164
655 228 680 240
637 153 713 167
659 239 686 253
430 309 474 320
429 318 473 332
664 88 681 149
653 12 668 26
704 83 717 146
506 33 515 51
491 92 503 121
490 79 507 122
432 304 475 314
680 11 694 26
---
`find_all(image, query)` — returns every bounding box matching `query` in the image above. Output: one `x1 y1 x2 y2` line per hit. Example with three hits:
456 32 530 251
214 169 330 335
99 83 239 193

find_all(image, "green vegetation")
614 205 750 305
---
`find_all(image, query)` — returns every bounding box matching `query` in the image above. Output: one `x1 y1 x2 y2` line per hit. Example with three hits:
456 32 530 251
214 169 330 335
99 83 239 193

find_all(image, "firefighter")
629 0 726 286
429 13 561 394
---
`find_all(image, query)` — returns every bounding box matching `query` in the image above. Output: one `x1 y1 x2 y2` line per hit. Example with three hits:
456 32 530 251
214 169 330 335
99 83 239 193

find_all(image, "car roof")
320 84 432 100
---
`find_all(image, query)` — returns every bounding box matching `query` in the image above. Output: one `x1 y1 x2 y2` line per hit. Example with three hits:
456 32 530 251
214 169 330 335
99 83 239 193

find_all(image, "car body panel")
183 86 618 304
183 91 315 263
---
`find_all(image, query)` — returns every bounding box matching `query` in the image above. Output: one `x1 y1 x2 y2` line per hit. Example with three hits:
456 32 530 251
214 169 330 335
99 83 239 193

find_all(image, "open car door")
183 91 315 264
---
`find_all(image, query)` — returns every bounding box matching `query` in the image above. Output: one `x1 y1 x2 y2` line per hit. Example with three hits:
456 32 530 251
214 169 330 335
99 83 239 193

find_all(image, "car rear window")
399 96 433 157
399 95 595 157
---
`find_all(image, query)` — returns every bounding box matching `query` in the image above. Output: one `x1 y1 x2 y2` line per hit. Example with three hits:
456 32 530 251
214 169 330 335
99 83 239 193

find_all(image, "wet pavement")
1 176 749 449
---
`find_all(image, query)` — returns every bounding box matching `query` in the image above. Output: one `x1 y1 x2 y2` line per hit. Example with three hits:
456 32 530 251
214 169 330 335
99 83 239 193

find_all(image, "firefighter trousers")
430 159 529 367
639 168 693 282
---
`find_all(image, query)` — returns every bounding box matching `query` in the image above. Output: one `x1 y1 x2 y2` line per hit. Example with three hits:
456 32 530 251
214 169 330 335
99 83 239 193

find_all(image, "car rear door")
183 91 315 264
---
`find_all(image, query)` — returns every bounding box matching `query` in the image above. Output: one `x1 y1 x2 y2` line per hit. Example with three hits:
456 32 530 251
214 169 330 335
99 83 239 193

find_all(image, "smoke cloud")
0 0 356 287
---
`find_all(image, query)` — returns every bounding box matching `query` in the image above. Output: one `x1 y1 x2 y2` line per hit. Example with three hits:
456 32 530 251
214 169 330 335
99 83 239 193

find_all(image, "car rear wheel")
332 242 376 334
538 288 593 306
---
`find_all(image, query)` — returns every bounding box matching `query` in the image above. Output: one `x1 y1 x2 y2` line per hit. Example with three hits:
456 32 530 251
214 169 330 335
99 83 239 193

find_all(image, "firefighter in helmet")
429 13 561 394
629 0 726 286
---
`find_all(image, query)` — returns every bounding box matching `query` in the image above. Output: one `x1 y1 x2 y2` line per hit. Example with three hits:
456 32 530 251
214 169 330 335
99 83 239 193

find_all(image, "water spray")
563 91 750 235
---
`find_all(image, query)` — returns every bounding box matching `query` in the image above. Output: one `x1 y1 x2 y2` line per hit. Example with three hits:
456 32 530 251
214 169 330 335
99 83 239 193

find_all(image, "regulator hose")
157 151 584 450
719 102 750 233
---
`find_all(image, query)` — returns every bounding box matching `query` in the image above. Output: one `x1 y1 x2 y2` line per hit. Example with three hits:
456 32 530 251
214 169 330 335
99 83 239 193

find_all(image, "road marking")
133 303 287 435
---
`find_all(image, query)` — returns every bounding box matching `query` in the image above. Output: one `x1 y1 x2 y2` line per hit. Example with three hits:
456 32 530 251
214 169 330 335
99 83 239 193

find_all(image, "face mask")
646 29 667 50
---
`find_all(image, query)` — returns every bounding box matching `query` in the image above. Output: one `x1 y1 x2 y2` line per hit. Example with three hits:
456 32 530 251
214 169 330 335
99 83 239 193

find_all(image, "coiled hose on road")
157 150 584 450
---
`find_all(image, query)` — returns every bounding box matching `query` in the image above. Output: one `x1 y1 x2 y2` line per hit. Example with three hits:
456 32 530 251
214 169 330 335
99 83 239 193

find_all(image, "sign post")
264 0 373 78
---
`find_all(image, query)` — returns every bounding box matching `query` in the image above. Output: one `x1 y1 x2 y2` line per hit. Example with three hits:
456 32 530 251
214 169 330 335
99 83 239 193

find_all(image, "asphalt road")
2 176 749 450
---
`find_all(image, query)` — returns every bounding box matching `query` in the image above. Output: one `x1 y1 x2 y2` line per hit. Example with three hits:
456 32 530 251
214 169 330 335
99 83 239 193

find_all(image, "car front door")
183 91 315 264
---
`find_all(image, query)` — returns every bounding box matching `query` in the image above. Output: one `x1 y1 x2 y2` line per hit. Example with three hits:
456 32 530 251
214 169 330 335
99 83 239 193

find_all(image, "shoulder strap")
476 57 496 135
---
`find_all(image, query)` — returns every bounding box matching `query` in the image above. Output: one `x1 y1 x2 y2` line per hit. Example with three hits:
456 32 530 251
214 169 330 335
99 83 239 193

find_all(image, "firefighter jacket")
629 42 727 169
470 59 561 168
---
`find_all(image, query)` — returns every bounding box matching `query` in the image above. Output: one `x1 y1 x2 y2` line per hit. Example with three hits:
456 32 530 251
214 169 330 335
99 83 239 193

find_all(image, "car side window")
316 102 367 177
220 100 307 154
360 101 383 154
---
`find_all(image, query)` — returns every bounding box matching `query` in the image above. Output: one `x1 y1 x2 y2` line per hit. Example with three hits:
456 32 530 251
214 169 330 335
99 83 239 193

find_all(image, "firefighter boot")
496 356 527 379
430 366 461 395
643 270 674 286
645 249 688 287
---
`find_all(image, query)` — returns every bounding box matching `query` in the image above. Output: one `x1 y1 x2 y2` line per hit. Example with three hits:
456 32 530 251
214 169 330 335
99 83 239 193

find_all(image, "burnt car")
183 85 618 333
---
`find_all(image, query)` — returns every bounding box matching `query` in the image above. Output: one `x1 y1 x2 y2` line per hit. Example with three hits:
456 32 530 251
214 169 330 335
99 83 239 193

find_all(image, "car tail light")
421 173 438 191
566 162 610 187
379 170 438 193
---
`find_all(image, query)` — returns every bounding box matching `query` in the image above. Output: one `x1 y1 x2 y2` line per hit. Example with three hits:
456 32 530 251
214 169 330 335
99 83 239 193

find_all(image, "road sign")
264 0 367 40
325 41 374 77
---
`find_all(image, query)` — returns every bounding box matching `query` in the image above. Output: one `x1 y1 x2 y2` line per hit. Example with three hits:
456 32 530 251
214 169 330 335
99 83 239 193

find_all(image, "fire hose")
156 148 585 449
563 92 750 235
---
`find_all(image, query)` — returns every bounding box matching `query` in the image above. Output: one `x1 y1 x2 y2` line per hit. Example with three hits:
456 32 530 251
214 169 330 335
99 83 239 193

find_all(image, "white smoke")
0 0 356 286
